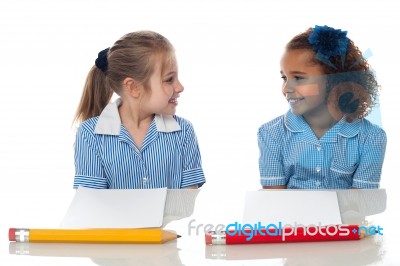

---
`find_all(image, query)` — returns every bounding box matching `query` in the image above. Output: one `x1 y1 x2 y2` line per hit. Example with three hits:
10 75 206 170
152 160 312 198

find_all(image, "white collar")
94 98 181 135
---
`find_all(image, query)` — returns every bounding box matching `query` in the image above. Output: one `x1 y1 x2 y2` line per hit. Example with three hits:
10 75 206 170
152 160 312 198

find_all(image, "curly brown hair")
286 27 379 121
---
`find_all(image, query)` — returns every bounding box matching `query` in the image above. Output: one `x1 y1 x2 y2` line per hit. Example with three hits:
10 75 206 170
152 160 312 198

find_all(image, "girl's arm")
258 124 288 188
184 185 199 189
74 124 108 189
262 185 286 189
181 121 206 189
352 126 387 188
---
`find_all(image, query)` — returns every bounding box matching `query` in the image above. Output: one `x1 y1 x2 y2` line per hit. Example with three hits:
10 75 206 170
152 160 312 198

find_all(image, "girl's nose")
282 79 295 94
176 81 184 93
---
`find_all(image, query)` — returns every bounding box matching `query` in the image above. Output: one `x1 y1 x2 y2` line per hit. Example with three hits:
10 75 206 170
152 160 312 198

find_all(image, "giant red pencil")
205 225 375 245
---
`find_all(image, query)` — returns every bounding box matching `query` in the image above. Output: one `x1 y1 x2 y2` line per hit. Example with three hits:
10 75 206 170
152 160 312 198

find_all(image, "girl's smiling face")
280 49 328 117
144 54 184 116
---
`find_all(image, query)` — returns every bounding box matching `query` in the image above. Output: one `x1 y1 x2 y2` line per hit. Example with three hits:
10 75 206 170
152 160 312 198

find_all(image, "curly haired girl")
258 25 386 189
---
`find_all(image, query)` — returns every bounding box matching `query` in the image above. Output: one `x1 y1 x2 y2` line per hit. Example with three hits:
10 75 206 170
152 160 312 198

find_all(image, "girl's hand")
262 185 286 189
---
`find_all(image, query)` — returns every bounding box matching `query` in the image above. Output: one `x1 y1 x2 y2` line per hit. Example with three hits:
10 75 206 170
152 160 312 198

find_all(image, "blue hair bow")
308 25 349 69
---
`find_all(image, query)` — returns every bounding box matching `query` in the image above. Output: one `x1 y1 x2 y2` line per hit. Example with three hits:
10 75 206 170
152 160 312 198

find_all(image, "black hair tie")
338 92 359 114
95 48 110 72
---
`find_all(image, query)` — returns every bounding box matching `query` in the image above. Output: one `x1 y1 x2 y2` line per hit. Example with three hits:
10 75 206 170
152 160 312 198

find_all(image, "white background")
1 0 399 264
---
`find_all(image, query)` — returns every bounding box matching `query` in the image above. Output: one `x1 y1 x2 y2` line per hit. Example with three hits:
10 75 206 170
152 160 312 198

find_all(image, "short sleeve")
352 127 387 188
73 125 108 189
181 122 206 188
258 125 287 187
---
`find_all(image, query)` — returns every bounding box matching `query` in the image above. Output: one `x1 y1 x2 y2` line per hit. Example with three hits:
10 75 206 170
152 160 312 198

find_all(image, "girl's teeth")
289 98 303 103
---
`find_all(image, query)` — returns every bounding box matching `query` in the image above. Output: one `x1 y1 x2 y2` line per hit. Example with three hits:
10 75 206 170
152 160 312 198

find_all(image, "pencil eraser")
9 228 16 241
205 232 211 245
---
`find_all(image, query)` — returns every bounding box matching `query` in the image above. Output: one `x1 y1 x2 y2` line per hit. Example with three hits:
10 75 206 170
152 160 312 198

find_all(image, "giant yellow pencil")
9 228 180 244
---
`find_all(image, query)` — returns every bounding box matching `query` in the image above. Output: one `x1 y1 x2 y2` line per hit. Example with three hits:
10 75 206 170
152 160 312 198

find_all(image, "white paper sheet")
60 186 167 228
242 190 342 226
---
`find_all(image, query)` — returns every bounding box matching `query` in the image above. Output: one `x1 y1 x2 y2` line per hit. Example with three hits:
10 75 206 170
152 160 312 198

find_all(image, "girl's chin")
160 109 176 116
290 108 303 116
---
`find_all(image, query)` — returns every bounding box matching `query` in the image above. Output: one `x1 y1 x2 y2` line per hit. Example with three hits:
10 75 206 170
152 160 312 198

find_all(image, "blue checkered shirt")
258 110 386 189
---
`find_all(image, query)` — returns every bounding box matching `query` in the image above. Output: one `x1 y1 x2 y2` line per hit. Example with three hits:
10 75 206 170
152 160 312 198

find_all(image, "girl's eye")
294 76 304 81
165 77 174 83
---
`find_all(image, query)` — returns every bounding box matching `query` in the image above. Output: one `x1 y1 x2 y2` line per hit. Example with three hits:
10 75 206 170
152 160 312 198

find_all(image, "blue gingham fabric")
258 110 386 189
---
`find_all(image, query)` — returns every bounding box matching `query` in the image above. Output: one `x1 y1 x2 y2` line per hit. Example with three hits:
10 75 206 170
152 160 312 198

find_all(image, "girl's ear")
122 77 142 98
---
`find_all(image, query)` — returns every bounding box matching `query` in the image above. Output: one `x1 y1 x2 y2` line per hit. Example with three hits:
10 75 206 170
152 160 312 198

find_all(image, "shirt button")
317 146 321 151
316 167 321 172
143 177 147 183
316 181 321 187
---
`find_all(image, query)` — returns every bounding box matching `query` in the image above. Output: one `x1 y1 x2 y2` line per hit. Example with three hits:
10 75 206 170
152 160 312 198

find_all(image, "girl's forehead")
281 49 315 65
154 52 177 74
280 49 323 74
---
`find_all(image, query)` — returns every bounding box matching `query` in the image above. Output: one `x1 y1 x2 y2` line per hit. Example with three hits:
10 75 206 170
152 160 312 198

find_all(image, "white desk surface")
1 187 399 266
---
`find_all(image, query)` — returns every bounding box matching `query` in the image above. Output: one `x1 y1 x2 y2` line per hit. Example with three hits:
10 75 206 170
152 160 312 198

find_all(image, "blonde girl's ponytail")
73 49 113 124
